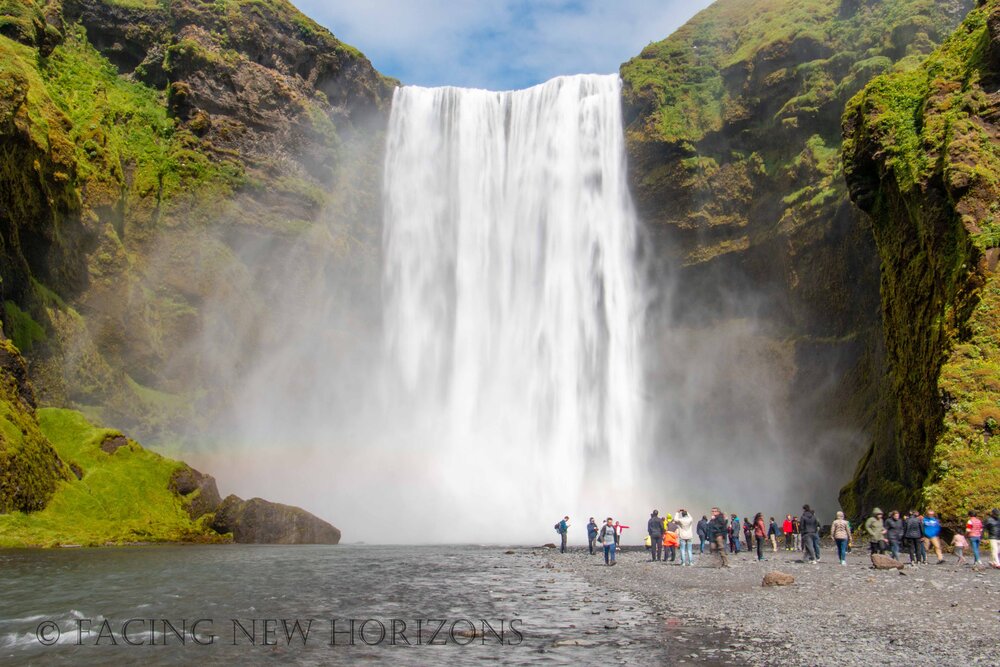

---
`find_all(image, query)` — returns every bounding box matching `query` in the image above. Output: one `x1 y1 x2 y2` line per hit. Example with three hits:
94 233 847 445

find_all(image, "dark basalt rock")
210 494 341 544
99 434 128 454
168 465 222 520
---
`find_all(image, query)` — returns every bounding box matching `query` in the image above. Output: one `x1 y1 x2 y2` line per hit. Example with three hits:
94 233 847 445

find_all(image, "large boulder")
762 571 795 587
168 465 222 520
870 554 905 570
210 494 341 544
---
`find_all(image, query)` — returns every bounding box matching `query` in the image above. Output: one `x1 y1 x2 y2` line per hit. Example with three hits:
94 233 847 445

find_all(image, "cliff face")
842 0 1000 517
0 0 394 441
620 0 976 511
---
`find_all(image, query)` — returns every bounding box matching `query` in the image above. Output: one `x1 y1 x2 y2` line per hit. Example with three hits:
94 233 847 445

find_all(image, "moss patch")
0 407 224 546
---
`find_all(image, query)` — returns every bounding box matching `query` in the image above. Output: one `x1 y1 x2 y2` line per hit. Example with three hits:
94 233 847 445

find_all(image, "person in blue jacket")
587 517 598 555
922 509 944 564
556 516 570 553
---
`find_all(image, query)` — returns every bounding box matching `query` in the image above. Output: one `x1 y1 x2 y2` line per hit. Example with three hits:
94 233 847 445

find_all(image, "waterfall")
382 74 646 526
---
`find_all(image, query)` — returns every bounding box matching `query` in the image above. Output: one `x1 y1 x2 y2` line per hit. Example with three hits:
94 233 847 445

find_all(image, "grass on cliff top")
843 2 997 194
0 408 216 547
621 0 964 144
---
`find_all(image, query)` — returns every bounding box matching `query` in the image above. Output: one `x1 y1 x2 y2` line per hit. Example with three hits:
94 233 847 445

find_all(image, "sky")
296 0 715 91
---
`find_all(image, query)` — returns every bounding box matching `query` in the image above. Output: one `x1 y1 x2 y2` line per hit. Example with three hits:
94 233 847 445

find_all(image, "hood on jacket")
871 507 883 516
992 508 1000 519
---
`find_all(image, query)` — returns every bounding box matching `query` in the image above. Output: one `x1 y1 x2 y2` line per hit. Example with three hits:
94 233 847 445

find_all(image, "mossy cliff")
0 0 394 441
841 0 1000 518
620 0 974 501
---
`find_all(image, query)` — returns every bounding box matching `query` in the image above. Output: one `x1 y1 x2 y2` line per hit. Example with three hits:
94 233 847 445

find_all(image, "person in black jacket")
697 515 710 554
884 510 905 561
800 505 820 563
903 510 924 566
708 507 730 568
647 510 664 562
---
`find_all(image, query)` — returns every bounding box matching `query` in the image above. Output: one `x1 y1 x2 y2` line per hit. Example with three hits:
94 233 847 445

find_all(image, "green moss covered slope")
0 0 393 442
842 0 1000 519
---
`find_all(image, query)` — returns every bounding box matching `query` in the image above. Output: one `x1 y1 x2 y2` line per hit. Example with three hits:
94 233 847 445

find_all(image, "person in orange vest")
663 513 680 563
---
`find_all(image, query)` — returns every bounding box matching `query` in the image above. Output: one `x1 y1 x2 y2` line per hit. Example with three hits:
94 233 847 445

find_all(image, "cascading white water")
382 74 646 533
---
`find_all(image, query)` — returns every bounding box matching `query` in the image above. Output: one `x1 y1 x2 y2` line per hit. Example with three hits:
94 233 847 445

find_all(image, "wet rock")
100 435 128 454
871 554 906 570
762 571 795 586
542 543 557 549
168 465 222 519
210 494 341 544
504 550 515 554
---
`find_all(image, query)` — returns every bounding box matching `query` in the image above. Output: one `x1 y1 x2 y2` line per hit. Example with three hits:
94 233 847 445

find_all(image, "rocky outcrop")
842 0 1000 518
168 464 221 519
0 335 69 513
210 494 341 544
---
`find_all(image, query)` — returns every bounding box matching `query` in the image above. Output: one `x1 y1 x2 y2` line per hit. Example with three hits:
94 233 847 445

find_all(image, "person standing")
729 514 741 554
782 514 794 551
952 531 968 565
664 514 680 563
557 516 570 553
753 513 767 561
677 509 695 566
613 521 627 547
984 509 1000 569
831 511 852 565
768 517 778 553
885 510 904 561
587 517 599 556
922 510 943 563
709 508 729 568
599 518 617 565
697 515 710 554
801 505 820 563
965 511 983 565
865 508 886 555
647 510 664 562
903 510 923 566
742 517 754 555
792 515 802 552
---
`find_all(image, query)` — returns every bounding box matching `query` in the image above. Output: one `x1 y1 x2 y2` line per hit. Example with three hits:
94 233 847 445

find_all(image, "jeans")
680 539 693 565
794 533 801 550
713 535 728 567
836 538 848 562
588 536 596 555
810 533 820 560
917 538 927 563
560 533 567 553
730 535 740 553
698 537 706 554
970 537 981 563
889 539 901 561
603 543 616 564
755 536 765 560
666 546 676 562
651 537 663 561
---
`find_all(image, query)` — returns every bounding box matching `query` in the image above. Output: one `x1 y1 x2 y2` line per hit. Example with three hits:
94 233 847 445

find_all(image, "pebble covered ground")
533 542 1000 666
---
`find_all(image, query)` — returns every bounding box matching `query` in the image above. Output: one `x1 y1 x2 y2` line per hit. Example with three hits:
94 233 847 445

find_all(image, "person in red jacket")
782 515 794 551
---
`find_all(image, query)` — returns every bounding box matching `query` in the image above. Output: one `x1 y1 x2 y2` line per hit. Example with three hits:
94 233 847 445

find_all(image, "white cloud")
296 0 715 90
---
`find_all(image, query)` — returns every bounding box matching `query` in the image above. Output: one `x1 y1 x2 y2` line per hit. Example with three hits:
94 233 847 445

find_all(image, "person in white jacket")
677 509 695 566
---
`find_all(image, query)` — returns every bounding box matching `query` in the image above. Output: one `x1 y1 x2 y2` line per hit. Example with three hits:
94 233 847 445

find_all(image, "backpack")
554 522 561 533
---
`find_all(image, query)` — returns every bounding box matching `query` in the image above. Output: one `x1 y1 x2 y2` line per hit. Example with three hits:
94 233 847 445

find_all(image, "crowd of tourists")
553 507 1000 569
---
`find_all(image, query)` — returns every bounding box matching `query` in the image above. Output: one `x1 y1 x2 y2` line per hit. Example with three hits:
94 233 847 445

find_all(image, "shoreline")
538 542 999 666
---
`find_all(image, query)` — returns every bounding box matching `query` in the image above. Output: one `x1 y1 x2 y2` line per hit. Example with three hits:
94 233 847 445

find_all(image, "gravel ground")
536 543 1000 666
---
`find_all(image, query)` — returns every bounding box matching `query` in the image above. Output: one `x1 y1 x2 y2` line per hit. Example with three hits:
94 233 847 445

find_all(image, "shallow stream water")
0 544 734 665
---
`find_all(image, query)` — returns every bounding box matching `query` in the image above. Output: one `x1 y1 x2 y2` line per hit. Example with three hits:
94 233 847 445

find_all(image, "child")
952 532 968 565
